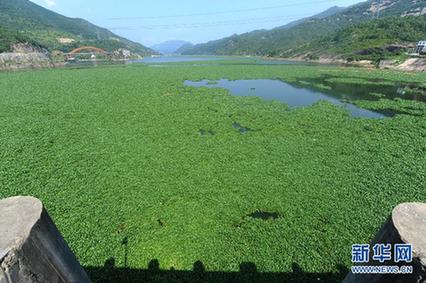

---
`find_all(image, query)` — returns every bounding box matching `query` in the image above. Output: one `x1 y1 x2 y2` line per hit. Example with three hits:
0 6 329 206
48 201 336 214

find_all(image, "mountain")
183 0 426 57
150 40 193 55
293 15 426 62
276 6 346 30
0 26 39 53
0 0 154 55
175 43 195 55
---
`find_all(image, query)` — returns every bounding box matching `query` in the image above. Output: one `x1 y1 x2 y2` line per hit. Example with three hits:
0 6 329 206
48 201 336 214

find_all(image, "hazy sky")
30 0 365 46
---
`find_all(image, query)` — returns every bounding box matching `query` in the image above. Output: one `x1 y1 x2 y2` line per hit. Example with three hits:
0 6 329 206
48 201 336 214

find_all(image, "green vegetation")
183 0 426 60
0 62 425 283
292 16 426 62
0 0 154 54
175 42 196 55
0 26 43 52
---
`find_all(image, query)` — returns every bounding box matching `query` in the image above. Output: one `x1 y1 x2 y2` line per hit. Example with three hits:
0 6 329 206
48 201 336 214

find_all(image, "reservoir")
184 79 387 118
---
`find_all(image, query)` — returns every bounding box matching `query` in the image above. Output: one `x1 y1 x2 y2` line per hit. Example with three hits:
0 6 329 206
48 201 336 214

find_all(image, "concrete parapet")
0 196 91 283
343 202 426 283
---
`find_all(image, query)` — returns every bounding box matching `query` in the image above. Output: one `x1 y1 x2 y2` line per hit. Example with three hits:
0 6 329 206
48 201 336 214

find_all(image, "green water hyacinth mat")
0 63 424 282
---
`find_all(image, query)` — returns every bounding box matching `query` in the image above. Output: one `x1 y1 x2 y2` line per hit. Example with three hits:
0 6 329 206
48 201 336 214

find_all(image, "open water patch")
199 129 215 136
232 122 253 133
247 210 280 221
298 75 426 103
184 79 386 118
132 56 235 64
233 210 281 228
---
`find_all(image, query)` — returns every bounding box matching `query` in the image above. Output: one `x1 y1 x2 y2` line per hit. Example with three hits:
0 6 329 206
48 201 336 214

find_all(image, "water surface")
185 79 386 118
132 56 234 63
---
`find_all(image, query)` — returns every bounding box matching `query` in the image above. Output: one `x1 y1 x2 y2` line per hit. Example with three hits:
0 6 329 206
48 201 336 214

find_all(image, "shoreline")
1 53 425 73
256 55 426 72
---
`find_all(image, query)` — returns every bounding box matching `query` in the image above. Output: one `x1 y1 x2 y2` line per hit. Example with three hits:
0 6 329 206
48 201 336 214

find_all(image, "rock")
0 196 91 283
378 58 426 72
57 38 75 44
350 60 374 68
396 58 426 72
393 203 426 266
12 43 46 54
343 202 426 283
379 60 397 69
0 52 52 70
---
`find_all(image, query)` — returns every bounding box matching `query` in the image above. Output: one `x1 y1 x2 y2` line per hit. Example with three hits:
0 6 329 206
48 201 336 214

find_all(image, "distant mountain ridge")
175 43 195 55
150 40 193 55
0 0 154 55
183 0 426 57
275 6 346 30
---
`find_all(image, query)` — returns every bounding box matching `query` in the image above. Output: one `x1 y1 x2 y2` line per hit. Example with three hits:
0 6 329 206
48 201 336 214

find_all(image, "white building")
415 41 426 54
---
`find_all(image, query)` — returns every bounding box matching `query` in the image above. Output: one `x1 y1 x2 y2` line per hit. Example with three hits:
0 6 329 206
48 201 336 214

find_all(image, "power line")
107 0 341 20
108 13 316 30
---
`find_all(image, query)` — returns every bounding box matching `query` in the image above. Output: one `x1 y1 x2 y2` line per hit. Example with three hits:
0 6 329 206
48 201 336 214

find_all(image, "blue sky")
30 0 364 46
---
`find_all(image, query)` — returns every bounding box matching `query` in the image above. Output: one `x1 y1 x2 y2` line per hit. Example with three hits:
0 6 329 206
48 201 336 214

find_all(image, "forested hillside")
183 0 426 58
0 0 154 54
291 15 426 61
0 26 40 53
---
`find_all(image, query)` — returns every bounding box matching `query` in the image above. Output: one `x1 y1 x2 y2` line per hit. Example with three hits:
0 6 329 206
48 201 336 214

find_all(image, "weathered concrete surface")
0 196 91 283
343 202 426 283
393 203 426 267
